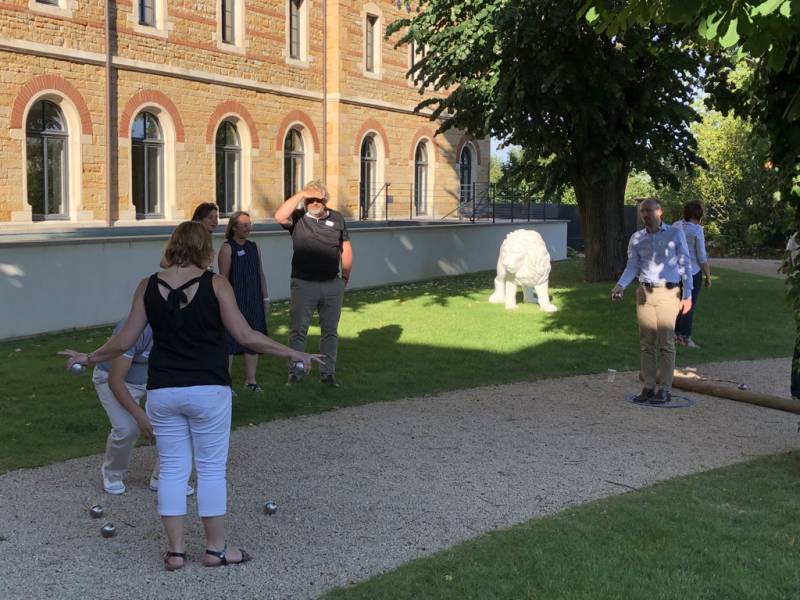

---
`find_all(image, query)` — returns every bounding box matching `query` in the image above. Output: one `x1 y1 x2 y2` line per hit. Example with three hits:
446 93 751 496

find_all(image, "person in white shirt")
672 201 712 348
612 199 692 404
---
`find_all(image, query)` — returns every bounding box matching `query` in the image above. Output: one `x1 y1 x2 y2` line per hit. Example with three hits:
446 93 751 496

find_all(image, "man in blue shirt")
612 199 693 404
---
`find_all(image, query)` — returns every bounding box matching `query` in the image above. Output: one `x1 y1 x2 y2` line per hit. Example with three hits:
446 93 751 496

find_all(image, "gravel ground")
711 257 783 278
0 358 796 600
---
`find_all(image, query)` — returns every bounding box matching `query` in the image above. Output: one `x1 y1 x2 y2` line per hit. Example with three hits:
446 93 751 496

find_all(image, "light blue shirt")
94 320 153 385
617 223 692 299
670 220 708 275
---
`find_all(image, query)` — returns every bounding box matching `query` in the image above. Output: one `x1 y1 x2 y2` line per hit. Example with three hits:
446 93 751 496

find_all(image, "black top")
144 270 231 390
282 208 349 281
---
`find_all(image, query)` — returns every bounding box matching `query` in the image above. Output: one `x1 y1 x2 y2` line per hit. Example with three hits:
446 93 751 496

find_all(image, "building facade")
0 0 489 227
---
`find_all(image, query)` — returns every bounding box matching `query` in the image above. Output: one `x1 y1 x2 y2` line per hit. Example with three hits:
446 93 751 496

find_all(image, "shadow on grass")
0 261 792 473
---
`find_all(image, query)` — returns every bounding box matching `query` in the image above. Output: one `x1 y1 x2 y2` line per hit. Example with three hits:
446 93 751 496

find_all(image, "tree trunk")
572 160 630 282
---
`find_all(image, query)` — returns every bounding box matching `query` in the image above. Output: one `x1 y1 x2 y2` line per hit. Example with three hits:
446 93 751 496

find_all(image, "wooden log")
671 375 800 415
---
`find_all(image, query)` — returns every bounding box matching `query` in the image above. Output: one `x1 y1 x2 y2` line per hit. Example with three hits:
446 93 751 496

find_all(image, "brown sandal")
162 551 186 571
204 543 252 567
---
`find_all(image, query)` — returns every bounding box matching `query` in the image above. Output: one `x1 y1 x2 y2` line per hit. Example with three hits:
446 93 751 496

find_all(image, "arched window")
131 111 164 217
459 146 473 203
414 141 428 215
359 136 377 219
283 128 304 199
216 121 241 214
26 100 68 219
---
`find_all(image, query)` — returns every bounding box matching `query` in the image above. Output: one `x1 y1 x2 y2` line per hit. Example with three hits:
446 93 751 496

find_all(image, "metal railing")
348 181 563 224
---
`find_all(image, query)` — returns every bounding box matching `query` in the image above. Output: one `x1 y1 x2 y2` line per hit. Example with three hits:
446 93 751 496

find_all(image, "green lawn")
325 451 800 600
0 260 792 473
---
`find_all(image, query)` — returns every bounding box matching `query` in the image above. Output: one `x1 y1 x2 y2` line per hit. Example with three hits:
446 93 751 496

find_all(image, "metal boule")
100 522 116 538
70 363 87 375
89 504 104 519
263 501 278 515
293 361 306 376
737 383 749 391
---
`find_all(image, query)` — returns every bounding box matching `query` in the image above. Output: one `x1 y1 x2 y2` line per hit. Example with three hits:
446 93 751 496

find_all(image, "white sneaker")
149 476 195 496
103 478 126 495
684 337 700 349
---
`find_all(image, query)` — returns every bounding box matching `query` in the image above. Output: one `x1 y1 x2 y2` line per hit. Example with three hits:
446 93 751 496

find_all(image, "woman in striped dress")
218 211 269 392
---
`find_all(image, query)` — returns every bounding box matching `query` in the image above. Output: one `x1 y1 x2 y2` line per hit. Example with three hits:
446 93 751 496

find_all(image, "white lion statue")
488 229 557 312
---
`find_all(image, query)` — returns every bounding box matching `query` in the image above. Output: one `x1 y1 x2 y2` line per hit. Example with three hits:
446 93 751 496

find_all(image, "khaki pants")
93 370 157 485
636 285 681 391
289 277 345 377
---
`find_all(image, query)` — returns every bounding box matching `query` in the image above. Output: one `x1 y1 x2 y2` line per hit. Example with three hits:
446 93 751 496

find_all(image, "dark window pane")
223 0 235 43
145 113 161 140
140 0 154 25
46 137 65 215
26 137 44 215
215 150 226 210
146 145 161 214
43 101 64 132
225 151 237 212
226 122 238 146
132 144 145 215
366 15 377 72
132 114 146 140
290 0 301 58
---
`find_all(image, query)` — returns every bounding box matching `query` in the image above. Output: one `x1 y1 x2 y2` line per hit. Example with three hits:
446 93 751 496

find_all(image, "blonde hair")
305 179 330 203
225 210 251 240
163 221 214 269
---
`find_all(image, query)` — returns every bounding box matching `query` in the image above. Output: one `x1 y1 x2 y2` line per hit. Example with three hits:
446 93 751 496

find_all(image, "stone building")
0 0 489 227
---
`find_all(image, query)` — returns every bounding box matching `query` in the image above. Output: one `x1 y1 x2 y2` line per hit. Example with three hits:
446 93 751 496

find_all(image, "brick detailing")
274 110 320 153
353 118 390 157
455 136 481 165
119 89 185 142
206 101 260 149
408 126 440 161
10 74 93 135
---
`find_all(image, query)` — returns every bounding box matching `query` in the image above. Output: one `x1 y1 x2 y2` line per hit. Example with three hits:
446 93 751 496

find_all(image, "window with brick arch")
26 100 68 220
216 121 241 215
284 129 305 200
131 111 163 218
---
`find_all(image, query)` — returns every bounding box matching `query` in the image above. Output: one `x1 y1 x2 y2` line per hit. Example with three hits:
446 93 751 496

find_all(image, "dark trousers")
675 271 703 338
288 277 345 377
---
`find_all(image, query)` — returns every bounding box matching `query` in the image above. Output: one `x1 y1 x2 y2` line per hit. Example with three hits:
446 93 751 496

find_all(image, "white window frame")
362 3 383 79
285 0 310 66
128 0 170 39
28 0 74 19
215 0 246 54
17 92 87 222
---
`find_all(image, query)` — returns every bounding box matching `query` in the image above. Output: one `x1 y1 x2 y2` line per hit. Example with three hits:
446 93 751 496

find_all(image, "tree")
391 0 716 281
581 1 800 395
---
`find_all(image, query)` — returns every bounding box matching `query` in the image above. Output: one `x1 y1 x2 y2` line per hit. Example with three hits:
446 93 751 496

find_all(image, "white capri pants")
146 385 232 517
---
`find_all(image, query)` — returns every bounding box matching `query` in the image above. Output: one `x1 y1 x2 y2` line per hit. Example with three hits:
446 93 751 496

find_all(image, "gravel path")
711 257 783 278
1 358 796 600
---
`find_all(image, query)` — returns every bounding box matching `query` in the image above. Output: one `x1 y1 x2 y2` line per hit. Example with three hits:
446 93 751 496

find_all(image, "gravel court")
0 358 796 600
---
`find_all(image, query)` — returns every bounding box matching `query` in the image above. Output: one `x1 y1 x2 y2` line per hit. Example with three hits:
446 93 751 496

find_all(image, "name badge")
237 249 245 256
325 220 334 227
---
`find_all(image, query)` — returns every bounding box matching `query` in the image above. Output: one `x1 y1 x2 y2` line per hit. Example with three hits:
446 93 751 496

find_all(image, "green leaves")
752 0 785 16
719 18 740 48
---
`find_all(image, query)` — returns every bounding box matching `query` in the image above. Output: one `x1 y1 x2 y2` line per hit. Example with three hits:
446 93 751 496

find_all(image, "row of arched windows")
25 99 477 221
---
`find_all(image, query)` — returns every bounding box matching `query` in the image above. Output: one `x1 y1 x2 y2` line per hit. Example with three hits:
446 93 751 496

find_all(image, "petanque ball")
100 522 116 538
263 501 278 515
70 363 87 375
293 361 306 376
89 504 104 519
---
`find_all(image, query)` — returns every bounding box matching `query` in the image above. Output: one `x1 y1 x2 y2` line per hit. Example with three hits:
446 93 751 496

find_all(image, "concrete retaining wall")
0 221 567 339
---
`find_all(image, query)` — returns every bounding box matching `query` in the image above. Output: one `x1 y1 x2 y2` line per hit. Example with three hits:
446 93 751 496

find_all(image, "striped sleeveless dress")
225 239 268 355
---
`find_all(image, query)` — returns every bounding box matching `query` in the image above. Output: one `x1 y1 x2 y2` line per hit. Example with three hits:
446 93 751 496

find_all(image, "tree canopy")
391 0 718 280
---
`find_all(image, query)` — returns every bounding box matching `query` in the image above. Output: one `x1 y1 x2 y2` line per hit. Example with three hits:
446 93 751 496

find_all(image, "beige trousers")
636 285 681 391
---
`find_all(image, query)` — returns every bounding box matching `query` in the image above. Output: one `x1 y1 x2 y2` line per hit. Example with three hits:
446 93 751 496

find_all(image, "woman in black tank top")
60 221 323 571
